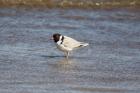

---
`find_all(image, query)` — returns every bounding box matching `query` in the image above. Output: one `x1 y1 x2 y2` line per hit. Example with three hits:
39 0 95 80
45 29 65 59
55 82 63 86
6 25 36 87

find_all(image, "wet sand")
0 8 140 93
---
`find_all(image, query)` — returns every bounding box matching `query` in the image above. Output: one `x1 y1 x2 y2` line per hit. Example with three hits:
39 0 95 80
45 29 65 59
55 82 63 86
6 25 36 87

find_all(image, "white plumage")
52 33 89 58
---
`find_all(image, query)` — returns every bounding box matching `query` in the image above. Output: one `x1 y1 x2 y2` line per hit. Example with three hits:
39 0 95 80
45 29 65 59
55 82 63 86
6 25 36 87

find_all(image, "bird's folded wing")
63 36 81 49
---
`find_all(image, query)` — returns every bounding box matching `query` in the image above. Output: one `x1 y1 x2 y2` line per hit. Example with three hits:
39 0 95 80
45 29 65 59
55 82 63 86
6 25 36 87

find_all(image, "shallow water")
0 8 140 93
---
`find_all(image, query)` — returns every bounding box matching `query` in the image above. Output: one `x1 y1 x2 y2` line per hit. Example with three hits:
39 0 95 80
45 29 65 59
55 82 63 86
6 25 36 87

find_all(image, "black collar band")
61 36 64 44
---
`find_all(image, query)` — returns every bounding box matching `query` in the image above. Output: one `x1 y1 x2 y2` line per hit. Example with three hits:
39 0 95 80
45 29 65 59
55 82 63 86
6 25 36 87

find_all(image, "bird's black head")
52 33 61 42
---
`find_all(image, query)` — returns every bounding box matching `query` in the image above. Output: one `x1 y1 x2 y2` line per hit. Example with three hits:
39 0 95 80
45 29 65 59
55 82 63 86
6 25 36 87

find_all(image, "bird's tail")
80 42 89 47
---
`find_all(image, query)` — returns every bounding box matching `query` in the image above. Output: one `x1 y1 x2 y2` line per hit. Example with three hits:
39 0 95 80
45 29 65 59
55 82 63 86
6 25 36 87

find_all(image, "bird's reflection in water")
57 58 72 65
56 58 75 70
48 58 76 72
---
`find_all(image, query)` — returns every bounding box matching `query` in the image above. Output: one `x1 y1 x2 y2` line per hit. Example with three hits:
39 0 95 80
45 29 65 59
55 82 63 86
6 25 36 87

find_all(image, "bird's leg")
64 52 67 57
66 52 69 59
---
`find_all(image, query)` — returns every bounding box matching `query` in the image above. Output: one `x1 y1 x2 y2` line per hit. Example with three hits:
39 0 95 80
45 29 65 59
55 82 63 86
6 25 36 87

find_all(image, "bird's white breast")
56 41 72 52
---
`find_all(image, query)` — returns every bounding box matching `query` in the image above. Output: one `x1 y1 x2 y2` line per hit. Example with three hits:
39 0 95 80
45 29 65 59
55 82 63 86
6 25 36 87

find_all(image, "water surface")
0 8 140 93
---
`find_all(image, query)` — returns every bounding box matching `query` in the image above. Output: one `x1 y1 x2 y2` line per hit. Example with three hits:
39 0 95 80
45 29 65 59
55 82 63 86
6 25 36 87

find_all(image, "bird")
51 33 89 58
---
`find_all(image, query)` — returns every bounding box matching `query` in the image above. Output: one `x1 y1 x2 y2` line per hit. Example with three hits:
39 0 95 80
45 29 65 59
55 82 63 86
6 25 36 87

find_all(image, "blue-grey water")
0 8 140 93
